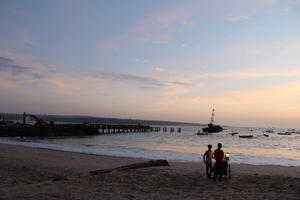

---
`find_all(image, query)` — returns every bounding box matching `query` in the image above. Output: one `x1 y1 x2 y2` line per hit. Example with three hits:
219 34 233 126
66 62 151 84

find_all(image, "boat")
277 132 292 135
263 134 269 137
239 135 253 138
202 109 223 133
196 130 208 135
231 132 238 136
265 129 274 133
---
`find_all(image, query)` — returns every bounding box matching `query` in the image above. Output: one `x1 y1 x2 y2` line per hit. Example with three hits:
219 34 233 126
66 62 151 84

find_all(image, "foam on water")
1 136 300 167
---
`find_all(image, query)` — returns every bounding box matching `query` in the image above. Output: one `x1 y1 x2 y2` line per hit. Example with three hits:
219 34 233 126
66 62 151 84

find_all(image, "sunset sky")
0 0 300 128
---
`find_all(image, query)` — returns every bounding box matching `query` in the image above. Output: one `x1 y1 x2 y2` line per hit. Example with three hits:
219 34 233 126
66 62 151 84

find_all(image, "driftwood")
90 160 169 175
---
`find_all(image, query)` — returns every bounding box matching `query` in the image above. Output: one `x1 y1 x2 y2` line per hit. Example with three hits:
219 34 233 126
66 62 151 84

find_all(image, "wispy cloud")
95 71 164 88
0 75 19 90
92 71 201 96
0 19 39 47
0 56 32 74
195 70 300 80
181 43 188 48
135 58 149 64
227 15 249 22
44 78 82 95
131 6 194 43
19 33 39 46
97 41 119 52
153 66 165 72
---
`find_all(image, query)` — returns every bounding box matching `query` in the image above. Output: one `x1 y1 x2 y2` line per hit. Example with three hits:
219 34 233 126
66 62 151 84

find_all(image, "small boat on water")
286 129 300 134
263 134 269 137
231 132 238 136
265 129 274 133
196 130 208 135
239 135 253 138
278 132 292 135
202 109 223 133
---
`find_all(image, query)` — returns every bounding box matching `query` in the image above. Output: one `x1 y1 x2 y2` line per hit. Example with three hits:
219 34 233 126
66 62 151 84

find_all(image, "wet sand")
0 144 299 200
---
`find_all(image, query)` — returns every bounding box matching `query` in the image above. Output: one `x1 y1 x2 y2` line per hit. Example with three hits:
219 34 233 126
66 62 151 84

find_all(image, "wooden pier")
91 124 182 134
95 124 151 134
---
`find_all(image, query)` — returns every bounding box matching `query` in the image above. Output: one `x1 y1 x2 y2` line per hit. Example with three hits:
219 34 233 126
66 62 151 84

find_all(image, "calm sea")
1 125 300 166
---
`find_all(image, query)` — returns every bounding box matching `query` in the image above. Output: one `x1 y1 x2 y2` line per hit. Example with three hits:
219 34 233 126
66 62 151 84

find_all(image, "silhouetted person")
203 144 213 178
213 143 224 180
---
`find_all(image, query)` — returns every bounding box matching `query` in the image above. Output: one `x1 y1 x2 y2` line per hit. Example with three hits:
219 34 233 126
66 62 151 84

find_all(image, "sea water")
1 125 300 166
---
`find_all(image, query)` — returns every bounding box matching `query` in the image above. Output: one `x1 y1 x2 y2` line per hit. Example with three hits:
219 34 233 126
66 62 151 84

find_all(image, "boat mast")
210 109 215 125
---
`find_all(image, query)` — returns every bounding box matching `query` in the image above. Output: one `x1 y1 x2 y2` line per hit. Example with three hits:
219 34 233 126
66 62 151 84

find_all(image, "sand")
0 144 299 200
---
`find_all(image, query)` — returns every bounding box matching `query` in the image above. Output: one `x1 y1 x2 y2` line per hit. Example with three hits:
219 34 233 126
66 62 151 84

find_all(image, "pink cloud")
45 78 81 95
0 75 19 90
0 19 39 47
97 41 119 52
20 34 39 46
196 70 300 80
227 16 249 22
152 66 165 72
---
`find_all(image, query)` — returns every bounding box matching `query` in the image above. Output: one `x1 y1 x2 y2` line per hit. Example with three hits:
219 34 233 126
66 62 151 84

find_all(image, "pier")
96 124 151 134
0 121 182 137
93 124 182 134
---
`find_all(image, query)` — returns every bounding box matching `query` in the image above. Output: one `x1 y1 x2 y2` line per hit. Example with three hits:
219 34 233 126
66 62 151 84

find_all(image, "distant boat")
239 135 253 138
265 129 274 133
196 130 208 135
263 134 269 137
202 109 223 133
231 132 238 136
278 132 292 135
286 129 300 134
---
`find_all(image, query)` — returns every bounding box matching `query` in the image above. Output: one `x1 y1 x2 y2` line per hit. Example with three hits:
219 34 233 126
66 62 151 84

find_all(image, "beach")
0 144 299 200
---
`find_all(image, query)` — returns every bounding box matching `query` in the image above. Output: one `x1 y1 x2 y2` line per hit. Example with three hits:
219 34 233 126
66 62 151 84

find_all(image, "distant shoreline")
0 112 203 126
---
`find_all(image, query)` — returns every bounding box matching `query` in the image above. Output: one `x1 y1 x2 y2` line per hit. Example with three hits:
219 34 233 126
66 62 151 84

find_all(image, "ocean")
1 125 300 167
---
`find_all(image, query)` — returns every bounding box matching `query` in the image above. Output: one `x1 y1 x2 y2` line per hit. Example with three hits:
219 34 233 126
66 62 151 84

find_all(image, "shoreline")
1 137 300 168
1 143 300 199
1 143 300 177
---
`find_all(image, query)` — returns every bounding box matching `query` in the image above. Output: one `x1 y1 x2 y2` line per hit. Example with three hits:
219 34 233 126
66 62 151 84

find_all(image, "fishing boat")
202 109 223 133
231 132 238 136
239 135 253 138
265 129 274 133
277 132 292 135
196 130 208 135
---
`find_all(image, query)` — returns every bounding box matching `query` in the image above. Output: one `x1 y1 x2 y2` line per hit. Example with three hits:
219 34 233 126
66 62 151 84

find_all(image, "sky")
0 0 300 128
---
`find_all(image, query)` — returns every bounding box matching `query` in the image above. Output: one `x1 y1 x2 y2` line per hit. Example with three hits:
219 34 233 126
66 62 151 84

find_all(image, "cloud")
93 71 200 96
181 43 188 48
96 71 165 88
0 19 39 47
0 76 19 90
0 56 32 74
97 41 119 52
153 66 165 72
227 16 249 22
195 70 300 80
20 33 39 46
44 78 81 95
135 58 149 64
131 6 194 43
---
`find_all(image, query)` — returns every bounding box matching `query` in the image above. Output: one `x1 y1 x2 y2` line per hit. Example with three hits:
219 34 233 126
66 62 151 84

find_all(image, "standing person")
203 144 213 178
213 143 224 180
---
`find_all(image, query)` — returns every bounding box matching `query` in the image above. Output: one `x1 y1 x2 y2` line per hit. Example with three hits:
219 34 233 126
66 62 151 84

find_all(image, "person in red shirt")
213 143 224 180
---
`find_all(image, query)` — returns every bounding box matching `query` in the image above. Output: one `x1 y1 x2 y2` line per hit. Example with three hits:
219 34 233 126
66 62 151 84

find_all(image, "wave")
1 138 300 167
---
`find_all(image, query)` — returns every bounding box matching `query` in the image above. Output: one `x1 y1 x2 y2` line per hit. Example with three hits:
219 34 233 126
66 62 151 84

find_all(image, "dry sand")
0 143 299 200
